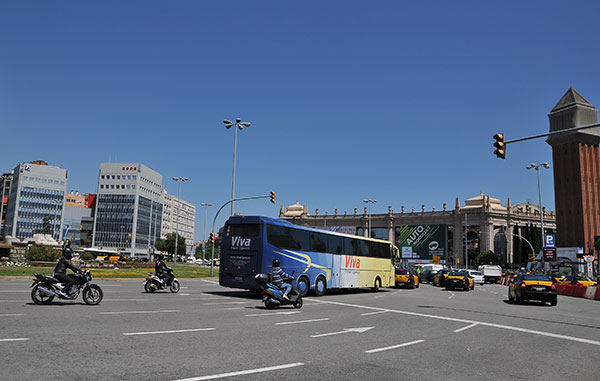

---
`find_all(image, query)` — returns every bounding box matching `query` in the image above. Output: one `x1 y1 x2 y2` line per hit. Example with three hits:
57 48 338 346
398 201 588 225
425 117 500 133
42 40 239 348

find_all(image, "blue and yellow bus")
219 216 399 296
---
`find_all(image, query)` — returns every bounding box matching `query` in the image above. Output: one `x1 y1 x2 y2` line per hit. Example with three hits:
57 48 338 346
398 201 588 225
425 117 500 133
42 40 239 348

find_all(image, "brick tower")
547 88 600 254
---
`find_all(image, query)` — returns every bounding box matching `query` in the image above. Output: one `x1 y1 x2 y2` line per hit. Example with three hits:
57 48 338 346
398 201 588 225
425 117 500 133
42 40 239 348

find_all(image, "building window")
100 185 104 189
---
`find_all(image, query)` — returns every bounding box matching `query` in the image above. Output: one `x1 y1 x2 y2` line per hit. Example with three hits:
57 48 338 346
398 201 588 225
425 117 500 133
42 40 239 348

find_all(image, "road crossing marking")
276 318 330 325
312 299 600 346
365 339 425 353
100 310 179 315
0 338 29 342
454 323 479 333
173 362 304 381
124 328 215 336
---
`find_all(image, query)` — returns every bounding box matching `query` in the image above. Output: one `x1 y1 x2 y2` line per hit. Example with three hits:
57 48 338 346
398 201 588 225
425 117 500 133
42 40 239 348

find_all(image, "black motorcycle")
30 270 103 305
143 270 180 293
254 273 303 309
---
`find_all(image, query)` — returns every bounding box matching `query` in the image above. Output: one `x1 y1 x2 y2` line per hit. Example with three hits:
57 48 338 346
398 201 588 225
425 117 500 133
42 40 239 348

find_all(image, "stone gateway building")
280 193 556 268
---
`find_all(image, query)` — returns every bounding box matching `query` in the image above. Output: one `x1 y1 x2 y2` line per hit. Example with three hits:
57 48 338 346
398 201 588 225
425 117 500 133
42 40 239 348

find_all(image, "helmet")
272 259 280 267
63 247 73 259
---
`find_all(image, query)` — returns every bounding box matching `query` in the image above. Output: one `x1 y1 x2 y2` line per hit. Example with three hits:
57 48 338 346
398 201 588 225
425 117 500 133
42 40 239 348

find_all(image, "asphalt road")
1 277 599 380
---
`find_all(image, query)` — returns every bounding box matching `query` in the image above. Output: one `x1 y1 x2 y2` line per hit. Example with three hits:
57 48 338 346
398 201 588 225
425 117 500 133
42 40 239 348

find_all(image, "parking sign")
544 234 555 248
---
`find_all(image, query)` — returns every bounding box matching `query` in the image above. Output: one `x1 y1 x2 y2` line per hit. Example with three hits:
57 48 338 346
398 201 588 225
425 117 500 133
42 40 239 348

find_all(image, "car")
445 271 474 291
508 273 557 306
420 269 436 284
465 269 484 285
559 275 598 287
548 272 566 283
395 268 419 289
433 269 450 287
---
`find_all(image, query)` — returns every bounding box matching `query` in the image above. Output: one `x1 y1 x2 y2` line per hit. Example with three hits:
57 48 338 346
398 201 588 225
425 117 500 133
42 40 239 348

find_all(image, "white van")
464 269 485 285
421 264 445 273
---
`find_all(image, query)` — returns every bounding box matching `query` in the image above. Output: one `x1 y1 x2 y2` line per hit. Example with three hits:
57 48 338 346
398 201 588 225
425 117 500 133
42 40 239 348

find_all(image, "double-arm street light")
526 162 550 270
223 118 251 216
363 199 377 238
172 176 188 264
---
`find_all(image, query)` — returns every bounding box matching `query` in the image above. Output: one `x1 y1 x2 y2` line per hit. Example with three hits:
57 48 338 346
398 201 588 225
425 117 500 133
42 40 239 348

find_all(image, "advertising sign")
395 225 446 261
543 247 557 262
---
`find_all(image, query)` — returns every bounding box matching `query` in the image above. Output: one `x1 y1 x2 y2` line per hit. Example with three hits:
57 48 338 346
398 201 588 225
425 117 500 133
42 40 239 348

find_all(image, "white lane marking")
491 291 498 295
448 293 455 300
0 314 24 317
181 287 189 289
0 338 29 342
311 326 373 338
365 339 425 354
246 311 300 317
361 310 388 316
201 279 220 285
312 299 600 346
0 300 25 302
203 301 248 305
102 299 149 302
173 362 304 381
124 328 215 336
454 323 479 333
374 295 386 299
223 307 246 311
0 290 29 293
179 293 190 296
276 318 330 325
101 310 179 315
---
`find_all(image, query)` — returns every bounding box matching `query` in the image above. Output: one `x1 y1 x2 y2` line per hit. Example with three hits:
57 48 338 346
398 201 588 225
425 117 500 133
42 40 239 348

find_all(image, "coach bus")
219 216 399 296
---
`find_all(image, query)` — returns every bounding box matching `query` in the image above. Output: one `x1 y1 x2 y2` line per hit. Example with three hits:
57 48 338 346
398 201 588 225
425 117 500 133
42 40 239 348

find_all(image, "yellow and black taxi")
549 272 566 284
508 273 557 306
559 275 598 287
395 268 419 289
433 269 450 287
445 271 474 291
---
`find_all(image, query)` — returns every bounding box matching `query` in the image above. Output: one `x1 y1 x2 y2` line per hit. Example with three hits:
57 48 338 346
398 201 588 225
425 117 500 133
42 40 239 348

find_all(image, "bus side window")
289 228 310 251
359 240 369 257
328 235 343 255
310 232 328 253
344 238 360 256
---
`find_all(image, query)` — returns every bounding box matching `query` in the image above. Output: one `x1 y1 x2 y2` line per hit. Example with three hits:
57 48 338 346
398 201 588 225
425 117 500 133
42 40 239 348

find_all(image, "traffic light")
270 191 276 204
493 133 506 159
209 232 215 244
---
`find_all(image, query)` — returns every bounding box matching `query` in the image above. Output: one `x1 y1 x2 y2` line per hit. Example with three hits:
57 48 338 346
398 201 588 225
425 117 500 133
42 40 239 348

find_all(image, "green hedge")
25 245 61 262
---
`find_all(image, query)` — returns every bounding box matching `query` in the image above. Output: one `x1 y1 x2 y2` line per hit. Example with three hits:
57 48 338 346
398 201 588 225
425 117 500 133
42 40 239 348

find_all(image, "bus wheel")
372 277 381 292
314 276 326 296
296 276 309 297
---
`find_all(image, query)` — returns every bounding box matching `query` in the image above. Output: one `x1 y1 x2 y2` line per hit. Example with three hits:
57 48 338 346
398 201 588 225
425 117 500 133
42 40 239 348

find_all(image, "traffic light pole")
210 193 274 276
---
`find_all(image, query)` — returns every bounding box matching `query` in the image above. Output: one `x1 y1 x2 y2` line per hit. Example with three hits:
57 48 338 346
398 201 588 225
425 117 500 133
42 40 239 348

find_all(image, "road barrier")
584 286 597 300
501 276 599 301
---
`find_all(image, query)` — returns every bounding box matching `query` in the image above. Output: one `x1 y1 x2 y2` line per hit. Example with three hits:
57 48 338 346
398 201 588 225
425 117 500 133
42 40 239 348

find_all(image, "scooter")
254 273 303 309
143 270 180 293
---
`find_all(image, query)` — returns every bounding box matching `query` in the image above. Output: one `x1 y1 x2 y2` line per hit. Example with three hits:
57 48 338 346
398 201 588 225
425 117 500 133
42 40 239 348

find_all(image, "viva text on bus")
219 216 398 296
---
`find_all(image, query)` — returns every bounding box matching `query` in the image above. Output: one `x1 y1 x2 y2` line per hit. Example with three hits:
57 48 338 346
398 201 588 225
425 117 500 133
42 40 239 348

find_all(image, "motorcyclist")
155 255 172 285
270 259 293 300
53 246 81 297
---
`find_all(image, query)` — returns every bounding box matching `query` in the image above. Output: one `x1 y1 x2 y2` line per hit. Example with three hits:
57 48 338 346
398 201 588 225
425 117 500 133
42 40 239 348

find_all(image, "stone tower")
547 88 600 254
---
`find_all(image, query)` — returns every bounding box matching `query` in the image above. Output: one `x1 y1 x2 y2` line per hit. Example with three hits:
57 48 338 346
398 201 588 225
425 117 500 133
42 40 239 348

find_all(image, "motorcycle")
254 273 303 309
30 270 103 305
143 270 180 293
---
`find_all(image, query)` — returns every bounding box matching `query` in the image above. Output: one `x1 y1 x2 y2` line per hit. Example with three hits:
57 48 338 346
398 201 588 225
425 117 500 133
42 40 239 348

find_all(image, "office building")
92 163 163 258
3 161 68 241
162 191 196 252
0 172 13 237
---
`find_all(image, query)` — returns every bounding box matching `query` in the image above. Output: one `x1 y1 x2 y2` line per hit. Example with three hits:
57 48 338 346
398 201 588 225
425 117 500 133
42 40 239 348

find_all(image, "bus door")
330 254 341 288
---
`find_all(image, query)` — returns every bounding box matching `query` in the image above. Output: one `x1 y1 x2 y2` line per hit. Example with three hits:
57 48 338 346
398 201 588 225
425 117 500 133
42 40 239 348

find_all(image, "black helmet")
63 247 73 259
272 259 280 267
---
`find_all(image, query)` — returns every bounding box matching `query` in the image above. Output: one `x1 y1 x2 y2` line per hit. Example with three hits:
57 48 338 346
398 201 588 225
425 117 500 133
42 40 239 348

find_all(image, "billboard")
395 224 446 261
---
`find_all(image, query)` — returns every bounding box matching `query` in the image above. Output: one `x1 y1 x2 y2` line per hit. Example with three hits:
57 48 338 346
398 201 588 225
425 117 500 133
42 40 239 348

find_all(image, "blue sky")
2 1 600 241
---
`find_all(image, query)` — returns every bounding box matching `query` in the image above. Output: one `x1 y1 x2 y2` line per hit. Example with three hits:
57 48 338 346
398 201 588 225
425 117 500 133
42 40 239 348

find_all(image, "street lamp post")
363 199 377 238
172 176 188 265
120 225 124 250
526 162 550 271
200 202 212 262
223 118 251 216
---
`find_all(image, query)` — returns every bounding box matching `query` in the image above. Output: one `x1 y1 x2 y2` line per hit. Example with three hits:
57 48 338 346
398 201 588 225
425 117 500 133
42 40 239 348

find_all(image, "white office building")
162 191 196 253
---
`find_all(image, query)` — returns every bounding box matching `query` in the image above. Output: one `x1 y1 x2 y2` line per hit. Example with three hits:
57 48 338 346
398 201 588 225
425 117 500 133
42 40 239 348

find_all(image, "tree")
477 250 499 265
155 233 187 257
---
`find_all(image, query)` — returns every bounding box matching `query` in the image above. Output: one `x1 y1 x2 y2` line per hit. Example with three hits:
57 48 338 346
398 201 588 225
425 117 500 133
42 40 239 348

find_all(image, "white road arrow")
311 327 374 338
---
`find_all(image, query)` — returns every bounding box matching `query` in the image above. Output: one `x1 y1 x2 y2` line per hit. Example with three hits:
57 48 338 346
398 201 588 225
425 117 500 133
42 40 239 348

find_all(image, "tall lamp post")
526 162 550 270
223 118 251 216
363 199 377 238
200 202 212 262
172 176 188 265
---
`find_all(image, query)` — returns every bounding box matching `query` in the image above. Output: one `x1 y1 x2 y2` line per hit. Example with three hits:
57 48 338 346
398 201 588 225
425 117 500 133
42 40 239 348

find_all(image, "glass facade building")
92 163 164 258
3 162 68 241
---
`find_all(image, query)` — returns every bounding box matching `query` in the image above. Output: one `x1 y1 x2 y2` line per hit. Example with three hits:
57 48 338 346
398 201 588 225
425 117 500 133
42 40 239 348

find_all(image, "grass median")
0 263 218 279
